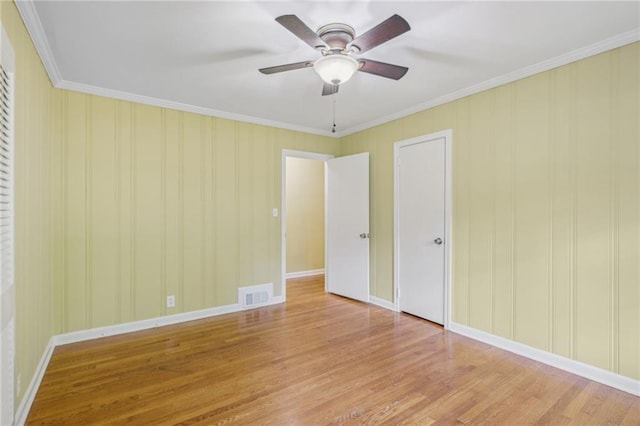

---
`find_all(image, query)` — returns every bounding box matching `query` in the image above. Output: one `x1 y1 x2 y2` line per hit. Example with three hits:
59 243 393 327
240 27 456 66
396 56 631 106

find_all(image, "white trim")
13 298 285 423
393 130 453 330
13 0 61 85
53 303 247 346
270 295 284 305
369 296 396 312
14 338 55 426
281 150 334 300
285 269 325 279
449 322 640 397
56 80 334 138
337 29 640 137
13 302 639 423
18 0 638 139
12 1 336 138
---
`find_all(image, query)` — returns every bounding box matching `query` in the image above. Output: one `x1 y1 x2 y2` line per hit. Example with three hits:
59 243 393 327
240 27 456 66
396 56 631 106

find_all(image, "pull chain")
331 94 337 133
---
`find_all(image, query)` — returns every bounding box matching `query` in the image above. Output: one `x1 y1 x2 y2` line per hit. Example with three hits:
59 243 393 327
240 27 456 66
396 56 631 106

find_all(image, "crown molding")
337 28 640 138
15 0 638 139
14 0 62 85
56 79 335 137
15 0 335 138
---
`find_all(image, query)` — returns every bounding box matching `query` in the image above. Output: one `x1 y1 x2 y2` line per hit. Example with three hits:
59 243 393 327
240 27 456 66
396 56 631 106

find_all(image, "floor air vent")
238 283 273 309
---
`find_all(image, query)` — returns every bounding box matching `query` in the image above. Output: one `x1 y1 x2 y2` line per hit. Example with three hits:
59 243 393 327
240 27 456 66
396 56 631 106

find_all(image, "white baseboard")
14 337 55 426
369 296 396 311
54 303 242 346
16 296 286 422
271 295 285 305
449 322 640 397
15 302 638 424
285 269 325 279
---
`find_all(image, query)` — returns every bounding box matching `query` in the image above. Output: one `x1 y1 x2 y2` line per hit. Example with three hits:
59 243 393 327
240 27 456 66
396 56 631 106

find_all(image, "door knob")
360 233 370 239
434 237 443 245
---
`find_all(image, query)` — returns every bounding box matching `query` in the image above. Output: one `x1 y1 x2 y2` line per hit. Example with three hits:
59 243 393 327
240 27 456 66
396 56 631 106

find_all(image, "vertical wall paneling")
514 72 551 351
550 66 573 358
58 102 337 328
215 119 238 305
84 96 92 329
569 61 579 361
10 0 639 411
467 91 493 332
202 117 214 307
114 101 124 323
237 123 253 288
340 43 640 381
3 0 58 405
182 113 205 311
134 105 163 320
52 82 63 335
120 101 134 323
89 96 118 327
65 92 88 331
492 84 515 340
129 104 137 321
285 156 325 275
207 117 217 307
574 53 612 370
253 125 269 284
455 98 471 325
614 44 639 380
374 124 395 302
608 50 619 373
269 127 281 296
162 109 179 313
5 0 342 410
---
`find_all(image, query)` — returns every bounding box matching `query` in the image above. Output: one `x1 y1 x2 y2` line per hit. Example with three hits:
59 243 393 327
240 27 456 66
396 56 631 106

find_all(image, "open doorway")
281 150 333 300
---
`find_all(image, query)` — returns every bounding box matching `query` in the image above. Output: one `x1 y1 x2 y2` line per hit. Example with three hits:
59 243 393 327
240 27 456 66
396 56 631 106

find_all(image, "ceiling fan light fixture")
313 54 359 85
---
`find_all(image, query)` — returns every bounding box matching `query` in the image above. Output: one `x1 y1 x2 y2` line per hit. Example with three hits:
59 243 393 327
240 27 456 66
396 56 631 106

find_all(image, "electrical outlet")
166 295 175 308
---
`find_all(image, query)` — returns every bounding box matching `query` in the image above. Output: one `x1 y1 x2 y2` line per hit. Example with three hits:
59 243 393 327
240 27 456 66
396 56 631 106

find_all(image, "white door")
397 137 446 324
326 152 370 302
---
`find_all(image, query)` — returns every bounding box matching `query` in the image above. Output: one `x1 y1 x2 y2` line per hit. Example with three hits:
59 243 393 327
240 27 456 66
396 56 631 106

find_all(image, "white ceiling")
19 1 640 137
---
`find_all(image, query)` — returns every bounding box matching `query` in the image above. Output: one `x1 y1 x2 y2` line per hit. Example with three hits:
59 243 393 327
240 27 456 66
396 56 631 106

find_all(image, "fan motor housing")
316 23 355 51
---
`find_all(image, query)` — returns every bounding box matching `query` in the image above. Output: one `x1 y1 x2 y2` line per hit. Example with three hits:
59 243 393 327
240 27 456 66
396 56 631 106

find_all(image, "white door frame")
393 129 453 329
281 149 334 301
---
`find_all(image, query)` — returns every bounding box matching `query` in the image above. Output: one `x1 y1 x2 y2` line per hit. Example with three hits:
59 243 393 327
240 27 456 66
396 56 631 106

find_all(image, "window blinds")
0 63 12 295
0 62 14 426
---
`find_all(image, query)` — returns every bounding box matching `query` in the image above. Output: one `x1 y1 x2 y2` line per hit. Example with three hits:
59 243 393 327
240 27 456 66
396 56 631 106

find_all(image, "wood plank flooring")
27 276 639 425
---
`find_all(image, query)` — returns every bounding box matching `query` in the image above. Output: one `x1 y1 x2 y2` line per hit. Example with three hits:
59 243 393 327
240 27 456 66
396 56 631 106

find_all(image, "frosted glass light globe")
313 55 359 85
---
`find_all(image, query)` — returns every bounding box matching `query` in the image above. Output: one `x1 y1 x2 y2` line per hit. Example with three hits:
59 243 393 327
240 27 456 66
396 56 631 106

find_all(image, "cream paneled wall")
285 157 325 274
2 1 61 404
6 0 640 414
341 42 639 380
59 92 339 332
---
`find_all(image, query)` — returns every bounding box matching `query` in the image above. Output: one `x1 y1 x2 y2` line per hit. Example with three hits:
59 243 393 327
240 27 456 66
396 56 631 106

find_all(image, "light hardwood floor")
27 276 639 425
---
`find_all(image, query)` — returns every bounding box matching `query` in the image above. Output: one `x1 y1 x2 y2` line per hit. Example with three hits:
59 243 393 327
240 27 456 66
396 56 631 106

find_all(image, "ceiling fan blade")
358 59 409 80
259 60 314 74
322 83 339 96
275 15 328 50
349 15 410 54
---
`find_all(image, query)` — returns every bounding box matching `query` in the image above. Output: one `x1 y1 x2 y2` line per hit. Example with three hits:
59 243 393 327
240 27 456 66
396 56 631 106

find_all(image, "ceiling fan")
259 14 411 96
